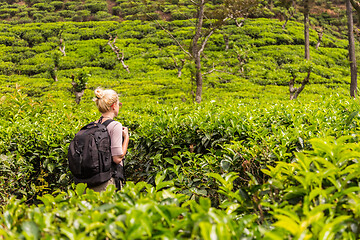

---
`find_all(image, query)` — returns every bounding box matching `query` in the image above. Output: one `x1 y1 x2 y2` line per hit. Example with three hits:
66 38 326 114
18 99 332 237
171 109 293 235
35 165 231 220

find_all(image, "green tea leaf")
21 221 39 239
75 183 87 196
273 215 299 235
346 111 359 126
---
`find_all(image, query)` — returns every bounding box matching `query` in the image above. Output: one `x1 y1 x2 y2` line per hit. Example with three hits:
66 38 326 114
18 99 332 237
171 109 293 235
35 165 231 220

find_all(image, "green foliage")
72 68 90 92
0 10 358 238
0 61 15 75
84 0 107 14
263 136 360 239
0 182 261 239
50 1 64 10
0 86 73 202
0 18 351 87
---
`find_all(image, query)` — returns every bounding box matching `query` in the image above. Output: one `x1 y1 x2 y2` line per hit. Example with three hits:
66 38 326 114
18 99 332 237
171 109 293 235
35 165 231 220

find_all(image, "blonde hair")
93 87 119 113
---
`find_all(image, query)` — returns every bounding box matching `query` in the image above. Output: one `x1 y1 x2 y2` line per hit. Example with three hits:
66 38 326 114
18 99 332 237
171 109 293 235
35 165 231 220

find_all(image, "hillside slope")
0 16 351 103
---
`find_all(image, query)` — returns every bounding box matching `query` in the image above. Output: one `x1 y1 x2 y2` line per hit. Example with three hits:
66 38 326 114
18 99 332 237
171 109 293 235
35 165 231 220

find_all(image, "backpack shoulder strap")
102 119 114 127
98 116 114 128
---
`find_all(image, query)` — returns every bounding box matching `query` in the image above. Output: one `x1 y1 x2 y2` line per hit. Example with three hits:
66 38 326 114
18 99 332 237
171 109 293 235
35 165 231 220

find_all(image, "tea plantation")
1 5 360 239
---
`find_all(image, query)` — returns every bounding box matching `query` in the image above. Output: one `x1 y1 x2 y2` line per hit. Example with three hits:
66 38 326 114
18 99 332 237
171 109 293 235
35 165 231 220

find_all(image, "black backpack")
68 118 114 187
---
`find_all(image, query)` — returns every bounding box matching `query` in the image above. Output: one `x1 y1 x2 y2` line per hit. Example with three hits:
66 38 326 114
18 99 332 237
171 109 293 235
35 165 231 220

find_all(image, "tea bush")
1 83 353 197
0 182 262 239
263 136 360 239
0 18 351 87
2 134 360 238
0 11 359 238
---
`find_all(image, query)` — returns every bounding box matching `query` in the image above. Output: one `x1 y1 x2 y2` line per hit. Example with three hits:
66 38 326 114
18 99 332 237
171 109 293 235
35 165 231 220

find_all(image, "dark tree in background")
347 0 358 97
150 0 259 103
302 0 311 60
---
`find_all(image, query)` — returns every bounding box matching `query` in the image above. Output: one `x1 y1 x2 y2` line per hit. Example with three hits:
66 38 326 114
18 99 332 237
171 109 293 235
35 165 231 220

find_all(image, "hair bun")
94 88 105 99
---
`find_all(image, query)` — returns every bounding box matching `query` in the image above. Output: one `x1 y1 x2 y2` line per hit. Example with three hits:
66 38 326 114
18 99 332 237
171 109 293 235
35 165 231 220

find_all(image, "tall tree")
150 0 258 103
285 0 313 100
191 0 207 103
347 0 358 97
315 27 323 50
303 0 310 60
350 0 360 24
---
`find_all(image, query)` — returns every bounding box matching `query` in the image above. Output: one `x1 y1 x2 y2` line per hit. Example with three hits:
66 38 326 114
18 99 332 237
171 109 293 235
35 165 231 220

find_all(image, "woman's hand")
122 126 129 138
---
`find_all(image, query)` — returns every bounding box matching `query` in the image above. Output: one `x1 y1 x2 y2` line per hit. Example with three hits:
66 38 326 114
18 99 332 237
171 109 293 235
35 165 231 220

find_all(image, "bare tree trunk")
304 0 310 60
71 75 85 104
177 59 186 78
170 55 186 78
268 0 273 10
282 11 294 29
235 18 246 27
152 0 252 103
59 38 66 56
223 34 229 51
289 69 311 100
74 90 85 104
315 28 323 50
194 54 203 103
52 68 58 82
108 36 130 73
192 0 205 103
347 0 358 97
282 19 289 29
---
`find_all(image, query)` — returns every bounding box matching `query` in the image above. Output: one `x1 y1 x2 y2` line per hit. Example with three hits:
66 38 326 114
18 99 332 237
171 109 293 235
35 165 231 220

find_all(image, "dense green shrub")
0 7 18 17
0 182 262 239
41 14 59 23
58 10 75 18
0 35 16 46
84 0 107 14
0 13 10 19
73 10 91 21
93 11 115 21
17 16 32 24
50 1 64 10
0 17 356 215
0 61 15 75
112 6 121 16
0 4 358 237
33 3 55 12
263 136 360 238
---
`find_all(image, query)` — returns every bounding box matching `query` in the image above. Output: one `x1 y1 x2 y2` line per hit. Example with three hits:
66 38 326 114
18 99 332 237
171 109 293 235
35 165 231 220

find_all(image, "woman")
90 87 129 192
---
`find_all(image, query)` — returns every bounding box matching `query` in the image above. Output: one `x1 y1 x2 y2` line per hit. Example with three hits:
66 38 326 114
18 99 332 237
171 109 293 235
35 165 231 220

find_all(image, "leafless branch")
189 0 199 6
289 68 311 100
315 28 323 50
282 10 295 29
350 0 360 13
198 29 215 55
203 64 217 75
108 36 130 73
235 18 246 27
171 55 186 78
59 38 66 56
203 64 236 76
155 20 192 58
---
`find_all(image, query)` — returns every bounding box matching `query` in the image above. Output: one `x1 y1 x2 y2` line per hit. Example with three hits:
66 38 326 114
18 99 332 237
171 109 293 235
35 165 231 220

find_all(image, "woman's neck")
101 113 114 119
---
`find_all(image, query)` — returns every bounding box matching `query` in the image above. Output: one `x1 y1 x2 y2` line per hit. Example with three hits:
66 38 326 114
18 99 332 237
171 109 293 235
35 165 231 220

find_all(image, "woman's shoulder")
107 120 122 129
